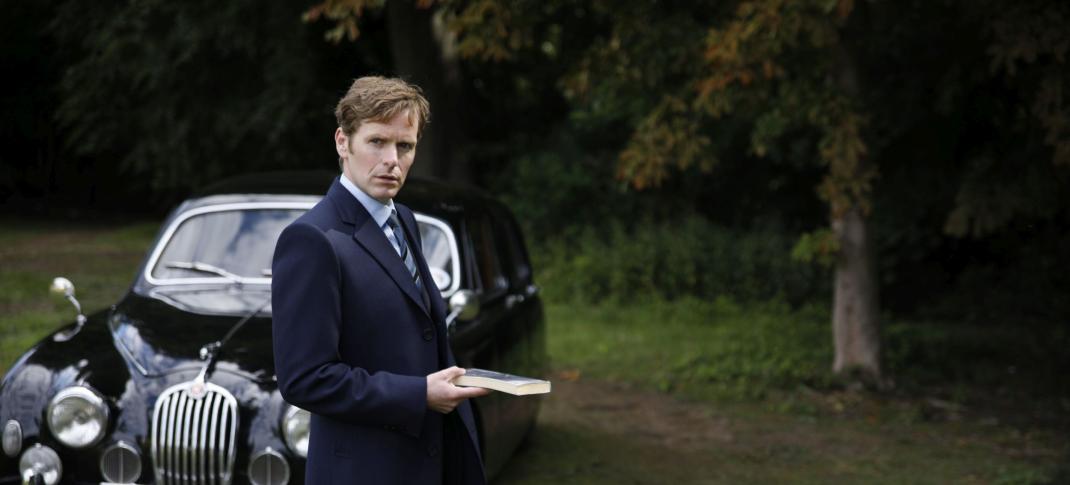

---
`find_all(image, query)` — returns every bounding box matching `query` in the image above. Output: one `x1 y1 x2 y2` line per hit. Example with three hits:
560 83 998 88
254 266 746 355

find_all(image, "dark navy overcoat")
272 178 485 485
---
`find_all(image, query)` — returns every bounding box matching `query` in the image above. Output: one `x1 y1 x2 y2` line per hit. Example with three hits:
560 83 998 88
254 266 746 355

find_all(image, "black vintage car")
0 172 546 484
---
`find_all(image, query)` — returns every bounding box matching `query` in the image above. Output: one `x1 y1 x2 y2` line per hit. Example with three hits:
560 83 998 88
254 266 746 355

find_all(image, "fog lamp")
47 386 109 449
19 443 62 485
282 405 310 458
248 447 290 485
2 419 22 457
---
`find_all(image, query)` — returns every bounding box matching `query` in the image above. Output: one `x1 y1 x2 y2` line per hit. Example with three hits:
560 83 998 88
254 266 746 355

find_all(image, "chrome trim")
247 447 290 485
46 386 110 449
99 441 142 484
107 313 151 377
2 419 21 457
413 213 462 298
143 202 316 286
50 276 87 341
19 443 62 485
151 380 238 485
281 405 309 458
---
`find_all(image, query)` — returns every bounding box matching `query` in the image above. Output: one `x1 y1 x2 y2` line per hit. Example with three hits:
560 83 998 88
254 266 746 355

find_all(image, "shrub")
533 216 829 306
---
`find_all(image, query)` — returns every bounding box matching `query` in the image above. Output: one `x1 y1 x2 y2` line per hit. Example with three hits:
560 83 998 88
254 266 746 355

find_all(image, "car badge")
189 370 209 400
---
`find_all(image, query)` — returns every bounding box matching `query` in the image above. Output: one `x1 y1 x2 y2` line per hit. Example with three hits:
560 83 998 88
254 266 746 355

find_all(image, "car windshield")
150 208 304 282
146 204 461 295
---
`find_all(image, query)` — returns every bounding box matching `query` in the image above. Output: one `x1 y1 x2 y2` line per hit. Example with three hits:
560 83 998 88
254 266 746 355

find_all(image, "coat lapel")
326 178 430 319
397 206 442 320
351 217 431 319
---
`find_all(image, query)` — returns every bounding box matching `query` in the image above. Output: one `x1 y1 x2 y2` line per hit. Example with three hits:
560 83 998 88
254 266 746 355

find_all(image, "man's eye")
369 138 384 145
399 143 414 152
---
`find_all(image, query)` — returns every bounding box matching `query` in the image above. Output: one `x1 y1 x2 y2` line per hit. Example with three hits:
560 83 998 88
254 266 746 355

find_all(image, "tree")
303 0 471 182
680 0 883 381
307 0 1070 385
439 0 885 382
49 0 371 199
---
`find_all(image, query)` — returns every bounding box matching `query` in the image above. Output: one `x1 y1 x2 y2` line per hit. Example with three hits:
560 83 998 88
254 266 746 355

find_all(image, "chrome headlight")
282 405 310 458
19 444 62 485
47 386 109 449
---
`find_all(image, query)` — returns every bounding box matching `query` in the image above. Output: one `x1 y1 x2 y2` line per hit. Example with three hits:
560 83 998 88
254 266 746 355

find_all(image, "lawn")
492 301 1067 484
1 219 1066 484
0 219 159 374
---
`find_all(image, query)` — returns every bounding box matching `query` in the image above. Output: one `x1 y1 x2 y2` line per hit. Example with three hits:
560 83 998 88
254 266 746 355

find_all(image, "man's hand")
426 367 491 414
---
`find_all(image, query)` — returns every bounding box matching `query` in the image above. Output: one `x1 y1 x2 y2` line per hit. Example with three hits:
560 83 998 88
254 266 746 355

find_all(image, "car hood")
110 292 276 383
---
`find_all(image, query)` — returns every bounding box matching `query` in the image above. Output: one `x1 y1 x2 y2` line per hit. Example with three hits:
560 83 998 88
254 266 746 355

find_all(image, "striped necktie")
386 210 422 292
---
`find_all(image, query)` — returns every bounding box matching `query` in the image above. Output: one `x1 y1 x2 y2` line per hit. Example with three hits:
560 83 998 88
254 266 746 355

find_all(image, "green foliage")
48 0 367 196
546 291 1070 405
790 228 839 267
534 217 829 306
453 0 1070 331
302 0 387 43
883 317 1070 405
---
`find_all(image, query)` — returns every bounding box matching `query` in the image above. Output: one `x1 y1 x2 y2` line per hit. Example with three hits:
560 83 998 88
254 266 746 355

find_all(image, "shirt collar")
339 174 394 228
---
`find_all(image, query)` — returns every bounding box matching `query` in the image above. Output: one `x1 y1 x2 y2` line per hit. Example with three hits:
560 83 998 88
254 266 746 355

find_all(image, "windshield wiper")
165 261 248 284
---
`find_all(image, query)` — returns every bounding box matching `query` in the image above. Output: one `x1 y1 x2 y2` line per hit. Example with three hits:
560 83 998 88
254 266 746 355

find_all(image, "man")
272 76 489 485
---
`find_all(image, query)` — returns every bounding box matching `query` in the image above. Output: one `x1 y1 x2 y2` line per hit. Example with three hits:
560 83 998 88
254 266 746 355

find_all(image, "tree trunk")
831 206 882 382
386 1 469 183
828 8 882 384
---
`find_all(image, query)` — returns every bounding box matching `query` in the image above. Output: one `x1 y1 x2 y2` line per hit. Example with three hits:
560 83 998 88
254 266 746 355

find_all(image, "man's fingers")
456 386 492 398
426 367 489 414
441 366 466 381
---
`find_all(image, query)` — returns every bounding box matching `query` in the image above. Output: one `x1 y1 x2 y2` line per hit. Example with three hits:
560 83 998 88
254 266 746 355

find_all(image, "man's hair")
335 76 431 138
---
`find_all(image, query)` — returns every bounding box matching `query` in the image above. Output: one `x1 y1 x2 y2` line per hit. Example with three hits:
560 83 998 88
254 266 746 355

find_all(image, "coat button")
422 328 434 341
428 445 439 457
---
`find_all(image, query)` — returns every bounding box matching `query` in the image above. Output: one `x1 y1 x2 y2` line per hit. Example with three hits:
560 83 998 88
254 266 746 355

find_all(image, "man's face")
336 110 419 203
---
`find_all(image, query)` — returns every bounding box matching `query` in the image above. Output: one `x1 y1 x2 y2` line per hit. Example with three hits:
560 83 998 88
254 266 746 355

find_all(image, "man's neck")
339 174 394 227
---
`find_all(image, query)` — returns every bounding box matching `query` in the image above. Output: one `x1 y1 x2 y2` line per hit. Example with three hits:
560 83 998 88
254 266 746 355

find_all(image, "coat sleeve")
271 221 427 436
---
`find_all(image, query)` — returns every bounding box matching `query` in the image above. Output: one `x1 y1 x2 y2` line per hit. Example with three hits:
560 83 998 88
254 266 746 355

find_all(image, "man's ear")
334 128 349 159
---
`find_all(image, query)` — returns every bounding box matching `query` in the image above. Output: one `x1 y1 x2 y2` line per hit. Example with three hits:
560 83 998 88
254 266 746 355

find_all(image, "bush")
533 216 828 306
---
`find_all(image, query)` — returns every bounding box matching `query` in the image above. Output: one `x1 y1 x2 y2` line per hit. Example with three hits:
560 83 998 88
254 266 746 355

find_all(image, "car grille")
151 381 239 485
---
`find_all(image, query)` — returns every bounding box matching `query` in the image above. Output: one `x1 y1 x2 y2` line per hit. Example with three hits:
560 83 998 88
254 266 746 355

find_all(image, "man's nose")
381 145 399 165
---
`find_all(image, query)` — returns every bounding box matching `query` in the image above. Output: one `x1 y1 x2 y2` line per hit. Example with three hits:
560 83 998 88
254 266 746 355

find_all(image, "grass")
0 218 158 374
491 299 1069 484
546 296 835 400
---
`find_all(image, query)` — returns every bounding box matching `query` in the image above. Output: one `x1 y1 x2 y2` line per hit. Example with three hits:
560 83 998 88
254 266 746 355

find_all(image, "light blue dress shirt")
339 175 404 256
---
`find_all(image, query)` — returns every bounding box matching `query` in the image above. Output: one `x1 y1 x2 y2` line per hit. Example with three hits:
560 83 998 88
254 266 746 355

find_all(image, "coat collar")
327 178 431 318
325 177 366 226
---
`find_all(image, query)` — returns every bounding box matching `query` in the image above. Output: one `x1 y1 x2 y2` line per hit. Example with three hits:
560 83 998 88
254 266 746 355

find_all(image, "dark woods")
2 0 1068 384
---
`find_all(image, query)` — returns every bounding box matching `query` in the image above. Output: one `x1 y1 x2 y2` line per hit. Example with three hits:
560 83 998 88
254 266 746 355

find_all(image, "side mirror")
444 290 480 334
50 277 86 342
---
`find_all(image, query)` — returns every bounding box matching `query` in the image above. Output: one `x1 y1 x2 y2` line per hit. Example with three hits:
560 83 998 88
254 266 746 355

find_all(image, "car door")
454 206 517 476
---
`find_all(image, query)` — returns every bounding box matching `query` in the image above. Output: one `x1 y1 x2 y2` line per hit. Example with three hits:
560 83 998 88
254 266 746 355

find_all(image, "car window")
417 215 461 296
149 208 304 282
491 207 533 288
469 212 509 298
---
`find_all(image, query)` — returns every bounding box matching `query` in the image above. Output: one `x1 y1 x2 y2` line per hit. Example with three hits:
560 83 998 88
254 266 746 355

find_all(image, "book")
451 368 551 396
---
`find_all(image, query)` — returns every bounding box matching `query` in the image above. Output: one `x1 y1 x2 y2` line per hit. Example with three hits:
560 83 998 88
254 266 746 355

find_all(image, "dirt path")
494 378 754 484
493 377 1066 485
543 378 735 453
